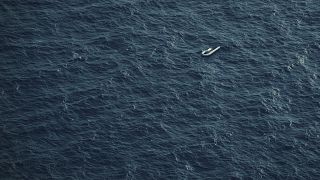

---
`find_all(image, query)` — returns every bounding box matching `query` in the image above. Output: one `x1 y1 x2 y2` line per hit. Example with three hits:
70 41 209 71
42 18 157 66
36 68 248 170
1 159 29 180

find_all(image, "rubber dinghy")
201 46 220 56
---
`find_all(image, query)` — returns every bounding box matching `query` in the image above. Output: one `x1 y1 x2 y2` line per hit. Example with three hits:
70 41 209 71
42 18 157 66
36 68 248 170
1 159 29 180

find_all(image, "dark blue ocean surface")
1 0 320 179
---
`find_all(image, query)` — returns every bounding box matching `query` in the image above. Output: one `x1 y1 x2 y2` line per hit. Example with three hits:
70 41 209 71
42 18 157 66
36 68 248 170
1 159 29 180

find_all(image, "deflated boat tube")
201 46 221 56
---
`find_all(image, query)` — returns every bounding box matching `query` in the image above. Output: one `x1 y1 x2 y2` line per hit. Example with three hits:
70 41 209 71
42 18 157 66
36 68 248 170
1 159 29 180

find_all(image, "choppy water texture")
1 0 320 179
